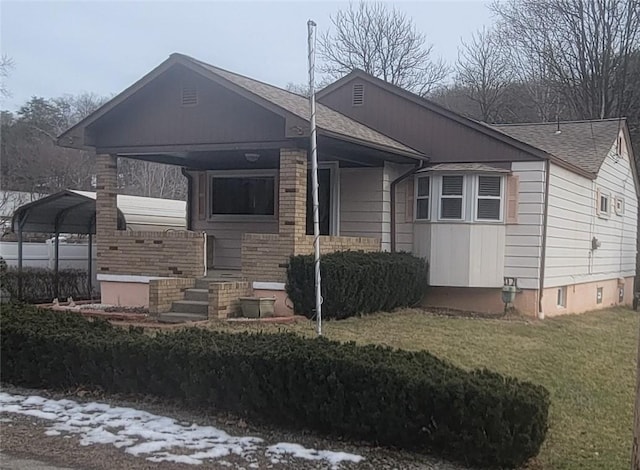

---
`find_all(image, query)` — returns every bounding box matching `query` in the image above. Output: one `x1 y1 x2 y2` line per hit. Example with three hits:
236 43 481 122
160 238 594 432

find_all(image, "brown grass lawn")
205 308 639 469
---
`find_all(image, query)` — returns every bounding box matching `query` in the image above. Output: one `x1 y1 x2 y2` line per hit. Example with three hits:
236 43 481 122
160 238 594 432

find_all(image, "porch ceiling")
112 134 421 170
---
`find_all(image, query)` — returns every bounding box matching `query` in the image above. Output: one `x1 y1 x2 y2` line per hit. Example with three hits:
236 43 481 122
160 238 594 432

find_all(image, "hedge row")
287 251 429 319
0 267 89 303
1 304 549 467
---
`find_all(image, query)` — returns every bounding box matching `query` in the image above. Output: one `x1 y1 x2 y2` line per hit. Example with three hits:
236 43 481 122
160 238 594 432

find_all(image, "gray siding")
504 161 546 289
544 133 637 286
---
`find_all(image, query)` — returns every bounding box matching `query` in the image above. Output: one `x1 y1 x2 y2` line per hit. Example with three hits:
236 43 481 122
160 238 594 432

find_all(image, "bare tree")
491 0 640 120
0 55 14 99
455 28 513 122
319 1 448 96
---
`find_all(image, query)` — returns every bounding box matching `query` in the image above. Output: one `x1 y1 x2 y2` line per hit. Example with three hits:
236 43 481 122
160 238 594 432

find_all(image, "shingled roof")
491 119 624 175
181 55 422 158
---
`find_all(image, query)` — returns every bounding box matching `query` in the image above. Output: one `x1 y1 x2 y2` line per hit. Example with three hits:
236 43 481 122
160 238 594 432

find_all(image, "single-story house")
57 53 638 320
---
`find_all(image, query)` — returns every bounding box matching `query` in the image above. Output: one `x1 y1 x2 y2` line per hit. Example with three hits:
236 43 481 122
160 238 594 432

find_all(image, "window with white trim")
210 174 276 216
597 190 610 218
440 175 464 220
476 176 502 220
615 196 625 215
415 176 430 220
557 286 567 308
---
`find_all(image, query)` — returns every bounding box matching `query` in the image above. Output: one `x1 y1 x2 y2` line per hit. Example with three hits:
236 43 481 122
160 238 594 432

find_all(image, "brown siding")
318 79 538 163
91 65 286 148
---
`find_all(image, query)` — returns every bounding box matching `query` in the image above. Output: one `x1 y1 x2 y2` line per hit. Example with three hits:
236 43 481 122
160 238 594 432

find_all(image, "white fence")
0 239 98 286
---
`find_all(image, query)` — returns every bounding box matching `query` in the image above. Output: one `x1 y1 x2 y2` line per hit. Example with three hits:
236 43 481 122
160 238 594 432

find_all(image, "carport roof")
12 190 127 234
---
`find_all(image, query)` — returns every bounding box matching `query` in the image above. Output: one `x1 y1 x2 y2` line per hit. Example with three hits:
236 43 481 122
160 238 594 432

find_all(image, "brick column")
278 148 307 237
95 154 118 236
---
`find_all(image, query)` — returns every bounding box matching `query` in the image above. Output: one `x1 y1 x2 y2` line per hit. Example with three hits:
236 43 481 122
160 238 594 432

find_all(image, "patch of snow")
267 442 364 469
0 392 364 468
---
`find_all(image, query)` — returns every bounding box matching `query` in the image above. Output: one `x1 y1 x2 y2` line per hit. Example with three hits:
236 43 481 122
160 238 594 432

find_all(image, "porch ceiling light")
244 153 260 163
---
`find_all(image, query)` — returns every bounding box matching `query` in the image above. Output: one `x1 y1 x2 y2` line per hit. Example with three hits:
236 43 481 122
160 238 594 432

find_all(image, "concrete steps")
158 312 208 323
184 288 208 302
170 299 209 315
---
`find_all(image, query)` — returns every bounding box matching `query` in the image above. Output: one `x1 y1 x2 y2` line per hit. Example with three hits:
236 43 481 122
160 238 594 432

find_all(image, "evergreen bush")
1 305 550 468
287 251 429 319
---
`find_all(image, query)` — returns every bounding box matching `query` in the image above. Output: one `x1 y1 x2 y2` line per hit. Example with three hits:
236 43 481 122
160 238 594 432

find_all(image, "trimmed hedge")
0 266 89 303
1 305 549 468
287 251 429 319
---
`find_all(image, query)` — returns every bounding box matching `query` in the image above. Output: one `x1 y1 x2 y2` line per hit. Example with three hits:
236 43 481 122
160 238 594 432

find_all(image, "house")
57 53 638 319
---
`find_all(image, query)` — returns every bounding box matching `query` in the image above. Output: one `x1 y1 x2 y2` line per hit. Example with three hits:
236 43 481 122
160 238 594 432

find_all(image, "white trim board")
97 274 175 284
252 282 286 291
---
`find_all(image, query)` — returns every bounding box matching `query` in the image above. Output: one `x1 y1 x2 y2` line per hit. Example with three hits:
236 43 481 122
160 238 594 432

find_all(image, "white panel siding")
468 224 506 287
340 167 387 247
413 223 430 259
430 224 470 286
544 137 638 287
504 161 546 289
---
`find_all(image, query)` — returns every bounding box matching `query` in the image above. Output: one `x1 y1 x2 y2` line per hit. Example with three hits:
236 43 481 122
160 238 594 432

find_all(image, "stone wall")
148 277 197 315
97 230 205 278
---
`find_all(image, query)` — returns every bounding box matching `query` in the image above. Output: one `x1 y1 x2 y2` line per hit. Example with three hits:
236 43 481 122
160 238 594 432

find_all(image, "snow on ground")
0 392 363 468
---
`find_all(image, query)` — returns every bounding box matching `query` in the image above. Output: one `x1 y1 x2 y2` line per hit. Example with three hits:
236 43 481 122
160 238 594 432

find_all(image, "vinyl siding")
340 167 388 249
504 161 546 289
544 134 637 287
386 162 415 252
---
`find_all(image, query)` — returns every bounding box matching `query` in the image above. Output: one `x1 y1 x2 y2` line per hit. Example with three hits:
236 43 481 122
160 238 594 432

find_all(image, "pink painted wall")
100 282 149 307
542 277 635 316
252 289 294 317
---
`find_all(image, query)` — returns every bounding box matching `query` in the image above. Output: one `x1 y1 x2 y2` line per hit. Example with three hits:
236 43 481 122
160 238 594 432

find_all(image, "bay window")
476 176 502 220
415 175 430 220
440 175 464 220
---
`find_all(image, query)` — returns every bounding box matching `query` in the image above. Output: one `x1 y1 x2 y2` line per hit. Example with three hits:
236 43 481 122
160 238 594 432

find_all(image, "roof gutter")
538 159 551 319
391 160 427 252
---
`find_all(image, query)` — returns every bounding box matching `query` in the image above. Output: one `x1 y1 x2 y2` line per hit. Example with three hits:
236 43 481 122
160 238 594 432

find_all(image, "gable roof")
317 69 605 178
491 119 625 175
58 54 424 160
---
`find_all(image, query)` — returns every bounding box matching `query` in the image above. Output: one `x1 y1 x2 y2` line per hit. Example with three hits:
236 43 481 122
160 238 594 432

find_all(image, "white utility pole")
307 19 322 336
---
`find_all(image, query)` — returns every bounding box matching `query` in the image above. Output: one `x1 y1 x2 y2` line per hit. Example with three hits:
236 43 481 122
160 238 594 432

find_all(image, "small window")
615 196 625 215
352 83 364 106
596 287 603 304
440 175 464 220
415 176 430 220
476 176 502 220
597 190 610 217
617 136 623 155
182 84 198 106
557 286 567 308
210 176 275 216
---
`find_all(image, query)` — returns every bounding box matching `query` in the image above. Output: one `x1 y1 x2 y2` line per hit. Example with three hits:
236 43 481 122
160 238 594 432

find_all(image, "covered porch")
57 53 425 317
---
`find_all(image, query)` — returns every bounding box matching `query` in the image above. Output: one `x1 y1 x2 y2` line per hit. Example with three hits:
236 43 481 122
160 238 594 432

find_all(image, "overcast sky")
1 1 493 112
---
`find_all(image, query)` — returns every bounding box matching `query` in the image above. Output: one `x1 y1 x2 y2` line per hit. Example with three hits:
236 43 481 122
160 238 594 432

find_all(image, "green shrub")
287 251 429 319
0 267 89 303
1 305 549 468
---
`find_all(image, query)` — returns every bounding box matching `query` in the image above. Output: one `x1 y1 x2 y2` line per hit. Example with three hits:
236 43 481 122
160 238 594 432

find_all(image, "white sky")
1 0 493 111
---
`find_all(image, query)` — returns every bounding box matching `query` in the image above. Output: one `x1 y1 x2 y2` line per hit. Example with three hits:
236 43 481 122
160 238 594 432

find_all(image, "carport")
11 190 127 299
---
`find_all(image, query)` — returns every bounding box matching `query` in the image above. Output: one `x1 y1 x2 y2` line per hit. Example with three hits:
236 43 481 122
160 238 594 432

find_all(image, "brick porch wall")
95 153 205 279
97 230 205 278
207 280 252 319
148 278 197 315
242 234 381 283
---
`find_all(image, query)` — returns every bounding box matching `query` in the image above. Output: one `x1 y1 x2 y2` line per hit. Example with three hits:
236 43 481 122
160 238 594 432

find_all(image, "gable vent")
352 83 364 106
181 85 198 106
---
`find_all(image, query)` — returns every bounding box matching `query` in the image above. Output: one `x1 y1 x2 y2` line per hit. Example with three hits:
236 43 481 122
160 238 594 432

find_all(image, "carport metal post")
17 223 23 300
87 233 93 298
54 231 60 299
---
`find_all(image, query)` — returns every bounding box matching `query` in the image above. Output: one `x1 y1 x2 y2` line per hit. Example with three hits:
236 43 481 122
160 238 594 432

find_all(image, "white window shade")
476 176 502 220
440 175 464 220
